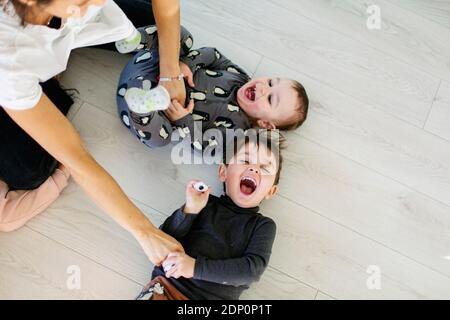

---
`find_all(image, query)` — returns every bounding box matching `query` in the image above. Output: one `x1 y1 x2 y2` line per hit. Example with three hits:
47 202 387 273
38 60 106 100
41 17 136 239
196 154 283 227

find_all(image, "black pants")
0 0 155 190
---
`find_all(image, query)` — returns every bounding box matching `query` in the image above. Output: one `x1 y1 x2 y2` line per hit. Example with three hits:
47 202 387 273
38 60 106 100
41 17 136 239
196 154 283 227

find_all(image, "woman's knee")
0 158 57 191
7 171 54 191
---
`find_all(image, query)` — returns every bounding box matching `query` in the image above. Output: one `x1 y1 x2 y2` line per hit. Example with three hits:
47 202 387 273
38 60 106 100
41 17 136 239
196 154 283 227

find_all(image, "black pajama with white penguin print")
117 26 252 153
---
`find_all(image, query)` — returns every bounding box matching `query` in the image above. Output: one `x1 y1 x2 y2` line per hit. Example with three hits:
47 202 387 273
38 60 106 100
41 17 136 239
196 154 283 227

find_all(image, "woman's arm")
4 93 183 265
152 0 186 104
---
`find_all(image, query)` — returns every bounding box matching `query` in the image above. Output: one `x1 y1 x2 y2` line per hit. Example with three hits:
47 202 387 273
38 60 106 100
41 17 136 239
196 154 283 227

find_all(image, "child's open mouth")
240 176 258 195
245 86 256 101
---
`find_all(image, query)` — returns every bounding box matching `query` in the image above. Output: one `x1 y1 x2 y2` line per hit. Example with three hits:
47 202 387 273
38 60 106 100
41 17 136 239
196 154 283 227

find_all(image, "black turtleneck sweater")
151 194 276 300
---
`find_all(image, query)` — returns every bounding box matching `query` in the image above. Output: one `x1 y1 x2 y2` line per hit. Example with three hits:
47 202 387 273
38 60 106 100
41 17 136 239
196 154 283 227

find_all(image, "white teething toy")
163 263 175 273
193 182 208 192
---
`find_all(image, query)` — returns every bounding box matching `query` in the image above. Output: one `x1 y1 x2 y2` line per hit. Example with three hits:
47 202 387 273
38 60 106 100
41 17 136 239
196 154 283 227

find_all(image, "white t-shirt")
0 0 135 110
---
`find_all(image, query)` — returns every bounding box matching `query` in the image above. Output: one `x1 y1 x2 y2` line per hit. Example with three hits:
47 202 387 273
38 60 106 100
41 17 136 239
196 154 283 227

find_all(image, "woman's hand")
159 62 194 110
179 61 195 88
183 180 210 214
135 225 184 266
163 61 196 122
163 252 196 279
159 78 186 106
165 99 194 122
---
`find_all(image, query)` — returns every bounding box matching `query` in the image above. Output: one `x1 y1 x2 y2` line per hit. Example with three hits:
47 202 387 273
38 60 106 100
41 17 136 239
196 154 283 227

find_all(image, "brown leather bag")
137 276 189 300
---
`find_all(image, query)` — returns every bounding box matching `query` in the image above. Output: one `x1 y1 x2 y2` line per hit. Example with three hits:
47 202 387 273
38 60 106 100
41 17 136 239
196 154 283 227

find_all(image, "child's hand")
165 99 194 122
184 180 210 214
163 252 196 279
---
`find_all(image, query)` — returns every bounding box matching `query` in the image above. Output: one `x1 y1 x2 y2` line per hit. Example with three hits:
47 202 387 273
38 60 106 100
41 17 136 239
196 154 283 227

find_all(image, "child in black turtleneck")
138 131 282 300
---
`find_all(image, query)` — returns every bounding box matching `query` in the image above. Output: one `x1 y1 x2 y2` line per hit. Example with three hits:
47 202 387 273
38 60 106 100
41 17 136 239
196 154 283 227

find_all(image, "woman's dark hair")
1 0 53 25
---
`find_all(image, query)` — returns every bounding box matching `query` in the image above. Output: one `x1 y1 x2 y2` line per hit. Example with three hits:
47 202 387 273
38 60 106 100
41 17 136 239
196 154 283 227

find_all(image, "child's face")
219 142 278 208
237 77 299 129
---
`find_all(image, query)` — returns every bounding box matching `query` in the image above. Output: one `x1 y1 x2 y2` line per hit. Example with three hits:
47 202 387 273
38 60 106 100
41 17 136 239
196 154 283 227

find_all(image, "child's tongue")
245 86 255 102
240 182 254 195
250 90 255 101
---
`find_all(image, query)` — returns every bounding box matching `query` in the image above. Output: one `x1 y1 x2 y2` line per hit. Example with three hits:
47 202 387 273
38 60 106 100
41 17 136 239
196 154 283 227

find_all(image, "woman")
0 0 187 266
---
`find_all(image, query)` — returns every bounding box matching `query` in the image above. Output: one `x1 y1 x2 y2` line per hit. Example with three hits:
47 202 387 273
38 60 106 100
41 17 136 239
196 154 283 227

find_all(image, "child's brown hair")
277 80 309 131
225 129 286 186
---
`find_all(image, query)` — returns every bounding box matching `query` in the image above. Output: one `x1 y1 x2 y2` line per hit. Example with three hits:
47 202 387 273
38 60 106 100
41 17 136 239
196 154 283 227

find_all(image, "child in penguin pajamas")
117 25 309 152
136 131 282 300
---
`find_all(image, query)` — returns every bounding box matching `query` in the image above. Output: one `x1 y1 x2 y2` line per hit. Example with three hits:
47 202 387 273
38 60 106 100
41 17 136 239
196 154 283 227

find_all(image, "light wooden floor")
1 0 450 300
